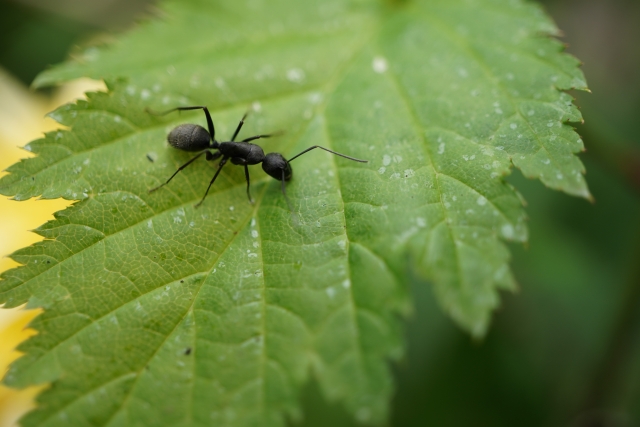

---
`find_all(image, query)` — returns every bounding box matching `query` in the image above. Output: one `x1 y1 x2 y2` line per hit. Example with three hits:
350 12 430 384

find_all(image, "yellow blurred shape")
0 68 106 427
0 306 44 427
0 69 105 273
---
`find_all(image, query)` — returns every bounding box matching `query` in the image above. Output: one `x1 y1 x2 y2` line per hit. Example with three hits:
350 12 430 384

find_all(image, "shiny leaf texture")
0 0 588 425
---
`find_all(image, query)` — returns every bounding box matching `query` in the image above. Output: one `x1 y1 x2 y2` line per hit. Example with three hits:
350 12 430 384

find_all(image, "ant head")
168 124 212 152
262 153 292 181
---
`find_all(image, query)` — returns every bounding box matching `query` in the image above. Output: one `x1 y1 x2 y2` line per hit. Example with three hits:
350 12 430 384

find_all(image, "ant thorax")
219 142 265 165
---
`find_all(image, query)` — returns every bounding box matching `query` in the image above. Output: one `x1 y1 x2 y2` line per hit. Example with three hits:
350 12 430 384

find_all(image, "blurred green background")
0 0 638 426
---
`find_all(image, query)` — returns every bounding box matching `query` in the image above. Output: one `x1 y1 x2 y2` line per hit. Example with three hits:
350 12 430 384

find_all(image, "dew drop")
372 56 388 73
286 68 305 82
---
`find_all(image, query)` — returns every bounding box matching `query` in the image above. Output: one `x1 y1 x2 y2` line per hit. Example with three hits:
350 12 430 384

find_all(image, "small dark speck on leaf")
180 280 184 283
185 347 192 355
146 154 155 162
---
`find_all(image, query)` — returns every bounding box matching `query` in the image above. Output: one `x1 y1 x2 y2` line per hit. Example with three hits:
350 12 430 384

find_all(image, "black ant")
146 106 368 209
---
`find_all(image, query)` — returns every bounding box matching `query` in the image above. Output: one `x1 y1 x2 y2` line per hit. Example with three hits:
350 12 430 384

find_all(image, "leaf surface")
0 0 588 425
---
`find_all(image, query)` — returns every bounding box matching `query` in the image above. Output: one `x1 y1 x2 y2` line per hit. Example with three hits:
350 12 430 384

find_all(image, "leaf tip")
469 319 489 340
31 71 56 90
585 192 595 204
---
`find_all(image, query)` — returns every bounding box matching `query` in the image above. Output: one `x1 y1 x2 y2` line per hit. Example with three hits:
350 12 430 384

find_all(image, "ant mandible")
146 106 368 209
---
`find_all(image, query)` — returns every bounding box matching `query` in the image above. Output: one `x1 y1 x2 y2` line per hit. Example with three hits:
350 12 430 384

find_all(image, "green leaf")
0 0 588 425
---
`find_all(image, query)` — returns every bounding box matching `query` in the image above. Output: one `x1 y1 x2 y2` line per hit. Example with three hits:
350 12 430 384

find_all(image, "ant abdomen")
168 124 211 151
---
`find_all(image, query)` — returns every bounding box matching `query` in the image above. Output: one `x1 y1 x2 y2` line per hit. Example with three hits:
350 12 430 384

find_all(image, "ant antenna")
288 146 368 163
280 168 301 225
280 168 294 213
281 146 366 220
231 112 248 141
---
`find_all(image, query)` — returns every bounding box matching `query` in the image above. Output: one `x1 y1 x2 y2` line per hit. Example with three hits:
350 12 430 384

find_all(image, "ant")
146 106 368 209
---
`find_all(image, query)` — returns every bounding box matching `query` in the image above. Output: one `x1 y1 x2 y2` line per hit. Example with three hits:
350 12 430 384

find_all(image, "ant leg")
146 106 216 142
195 156 228 208
240 131 283 144
231 113 248 141
280 169 294 213
149 151 206 193
288 146 368 163
244 165 254 204
206 150 222 161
